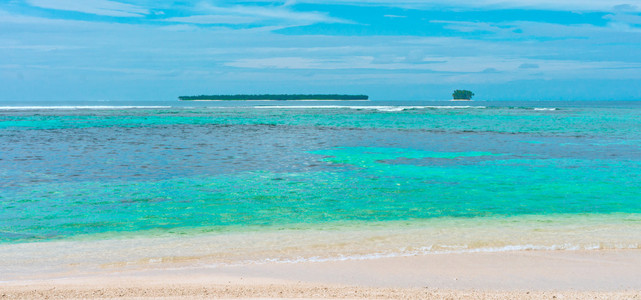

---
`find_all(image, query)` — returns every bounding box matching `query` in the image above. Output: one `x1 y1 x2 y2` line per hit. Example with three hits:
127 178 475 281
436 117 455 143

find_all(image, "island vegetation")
178 94 369 101
452 90 474 100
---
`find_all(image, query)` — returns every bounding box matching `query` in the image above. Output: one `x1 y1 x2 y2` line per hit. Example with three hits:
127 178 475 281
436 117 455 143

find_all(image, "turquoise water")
1 101 641 250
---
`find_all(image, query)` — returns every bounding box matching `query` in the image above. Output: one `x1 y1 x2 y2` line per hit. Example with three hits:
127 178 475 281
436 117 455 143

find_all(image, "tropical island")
452 89 474 101
178 94 369 101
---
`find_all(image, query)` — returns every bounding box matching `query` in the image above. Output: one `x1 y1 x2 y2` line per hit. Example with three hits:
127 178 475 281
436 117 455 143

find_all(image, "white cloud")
26 0 149 17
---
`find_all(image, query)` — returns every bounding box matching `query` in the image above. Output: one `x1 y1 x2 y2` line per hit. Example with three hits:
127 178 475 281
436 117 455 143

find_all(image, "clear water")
1 100 641 272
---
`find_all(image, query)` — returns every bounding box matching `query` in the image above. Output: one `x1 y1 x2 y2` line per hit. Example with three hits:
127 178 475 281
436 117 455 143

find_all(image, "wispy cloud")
163 15 257 25
224 55 641 81
383 14 406 18
288 0 641 12
430 18 641 40
606 13 641 24
0 44 85 51
0 9 94 25
431 20 515 34
604 11 641 32
519 63 540 69
26 0 149 17
192 2 349 26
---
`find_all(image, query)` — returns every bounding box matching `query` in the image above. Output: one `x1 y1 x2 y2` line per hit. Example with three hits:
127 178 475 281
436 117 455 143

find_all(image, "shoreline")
2 250 641 298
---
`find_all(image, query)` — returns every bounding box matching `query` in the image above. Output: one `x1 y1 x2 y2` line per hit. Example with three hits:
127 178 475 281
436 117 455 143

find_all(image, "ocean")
1 100 640 278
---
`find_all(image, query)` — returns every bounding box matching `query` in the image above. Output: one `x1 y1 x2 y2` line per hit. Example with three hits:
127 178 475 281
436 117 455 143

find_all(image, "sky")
1 0 641 101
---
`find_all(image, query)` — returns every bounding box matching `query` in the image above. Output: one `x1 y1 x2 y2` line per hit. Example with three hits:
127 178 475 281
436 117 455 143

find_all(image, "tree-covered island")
452 90 474 101
179 94 369 101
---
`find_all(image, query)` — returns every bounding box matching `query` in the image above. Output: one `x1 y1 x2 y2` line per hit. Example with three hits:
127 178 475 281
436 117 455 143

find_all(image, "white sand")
2 250 641 298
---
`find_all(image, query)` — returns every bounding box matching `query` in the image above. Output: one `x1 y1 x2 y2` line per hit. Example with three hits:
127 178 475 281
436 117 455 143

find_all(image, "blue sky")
1 0 641 101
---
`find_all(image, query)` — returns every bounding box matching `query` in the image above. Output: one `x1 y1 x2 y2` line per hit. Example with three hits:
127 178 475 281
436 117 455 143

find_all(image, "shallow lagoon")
1 101 640 271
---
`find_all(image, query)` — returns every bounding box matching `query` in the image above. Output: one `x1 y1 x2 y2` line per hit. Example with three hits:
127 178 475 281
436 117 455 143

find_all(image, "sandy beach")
2 250 641 299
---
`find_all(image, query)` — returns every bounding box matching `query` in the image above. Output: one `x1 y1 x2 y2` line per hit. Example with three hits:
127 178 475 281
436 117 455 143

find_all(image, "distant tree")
452 90 474 100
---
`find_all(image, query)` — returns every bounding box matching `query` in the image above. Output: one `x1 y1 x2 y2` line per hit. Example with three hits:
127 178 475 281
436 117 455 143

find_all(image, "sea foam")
0 106 171 110
197 242 641 268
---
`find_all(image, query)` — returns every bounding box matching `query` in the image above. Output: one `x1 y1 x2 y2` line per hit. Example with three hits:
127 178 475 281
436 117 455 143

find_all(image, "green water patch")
1 146 640 244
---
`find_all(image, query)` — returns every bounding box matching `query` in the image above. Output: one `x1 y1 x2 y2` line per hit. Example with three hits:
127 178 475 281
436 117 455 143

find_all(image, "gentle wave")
252 105 486 112
197 243 641 268
533 107 558 111
0 106 171 110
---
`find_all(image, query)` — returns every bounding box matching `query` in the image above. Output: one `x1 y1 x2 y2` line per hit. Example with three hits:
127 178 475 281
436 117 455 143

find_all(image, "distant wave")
533 107 558 111
252 105 486 112
0 106 171 110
